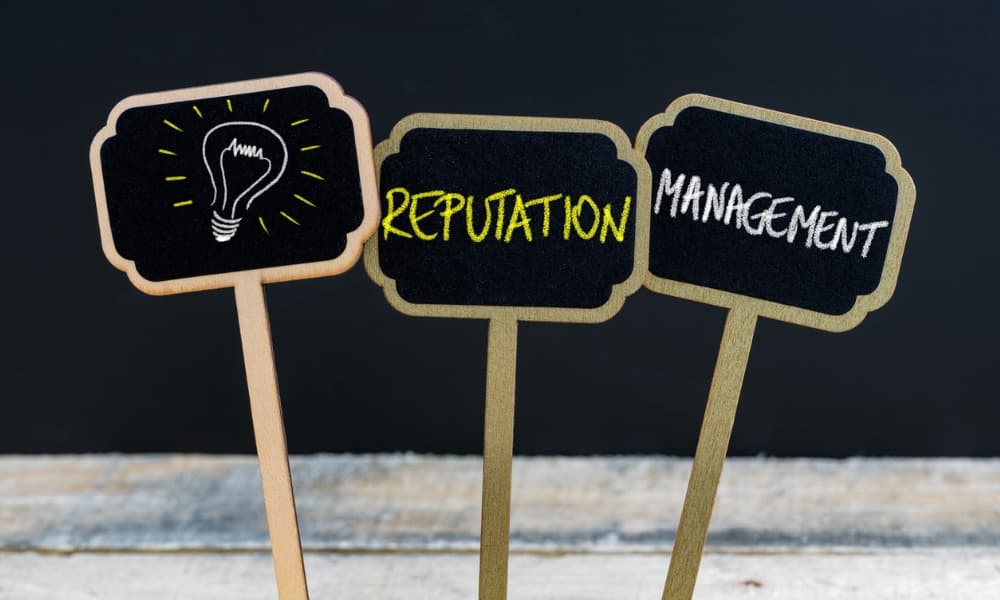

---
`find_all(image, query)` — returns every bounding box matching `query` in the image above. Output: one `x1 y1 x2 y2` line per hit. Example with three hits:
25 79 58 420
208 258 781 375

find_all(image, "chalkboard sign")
636 94 915 331
636 94 916 600
89 73 380 600
363 113 651 599
91 72 378 294
364 114 650 322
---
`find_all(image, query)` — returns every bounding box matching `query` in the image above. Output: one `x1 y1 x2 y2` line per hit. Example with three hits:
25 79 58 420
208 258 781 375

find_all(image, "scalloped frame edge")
90 72 380 295
363 113 652 324
635 93 916 333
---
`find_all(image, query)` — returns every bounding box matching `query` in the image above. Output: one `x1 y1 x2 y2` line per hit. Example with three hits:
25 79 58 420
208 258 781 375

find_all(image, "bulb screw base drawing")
211 212 242 242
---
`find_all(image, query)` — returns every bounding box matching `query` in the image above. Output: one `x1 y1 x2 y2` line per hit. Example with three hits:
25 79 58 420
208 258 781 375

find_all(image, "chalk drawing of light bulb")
202 122 288 242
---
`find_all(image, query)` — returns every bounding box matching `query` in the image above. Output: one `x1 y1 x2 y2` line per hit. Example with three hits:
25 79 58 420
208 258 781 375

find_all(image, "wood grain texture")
2 455 997 598
480 317 518 600
1 455 998 553
664 309 757 600
234 277 309 600
1 551 998 600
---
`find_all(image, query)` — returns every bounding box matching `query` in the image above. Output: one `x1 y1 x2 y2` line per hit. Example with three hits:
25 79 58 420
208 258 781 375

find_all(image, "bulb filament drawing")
202 121 288 242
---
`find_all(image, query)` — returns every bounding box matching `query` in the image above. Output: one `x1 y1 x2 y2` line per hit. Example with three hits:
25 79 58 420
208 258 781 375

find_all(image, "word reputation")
381 187 632 244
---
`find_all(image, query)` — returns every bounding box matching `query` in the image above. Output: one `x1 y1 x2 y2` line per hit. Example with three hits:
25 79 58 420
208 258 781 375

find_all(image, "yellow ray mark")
226 99 233 112
280 211 301 226
262 98 270 113
164 176 187 182
293 193 317 207
158 148 177 156
299 145 321 152
259 217 270 235
163 119 183 132
290 118 309 126
300 170 324 181
192 105 203 119
172 200 193 207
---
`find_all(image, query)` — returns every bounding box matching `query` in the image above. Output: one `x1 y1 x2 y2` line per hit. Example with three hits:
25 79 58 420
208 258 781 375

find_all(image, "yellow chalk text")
381 187 631 244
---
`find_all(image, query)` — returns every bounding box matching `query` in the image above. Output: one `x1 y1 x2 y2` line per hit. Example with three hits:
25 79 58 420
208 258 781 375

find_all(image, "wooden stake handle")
662 308 757 600
479 316 518 600
234 275 310 600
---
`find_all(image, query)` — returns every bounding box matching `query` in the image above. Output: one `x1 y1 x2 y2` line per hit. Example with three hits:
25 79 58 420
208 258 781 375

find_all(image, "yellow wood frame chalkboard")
365 113 651 600
636 94 915 600
366 113 650 324
637 94 915 333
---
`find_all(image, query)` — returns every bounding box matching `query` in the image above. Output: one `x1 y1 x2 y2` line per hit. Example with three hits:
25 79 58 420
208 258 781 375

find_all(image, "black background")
2 1 997 456
645 106 897 315
102 85 364 281
379 127 637 309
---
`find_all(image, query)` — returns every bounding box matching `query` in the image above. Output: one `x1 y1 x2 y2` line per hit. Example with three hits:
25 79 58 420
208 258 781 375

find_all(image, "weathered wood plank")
1 455 998 552
1 550 998 599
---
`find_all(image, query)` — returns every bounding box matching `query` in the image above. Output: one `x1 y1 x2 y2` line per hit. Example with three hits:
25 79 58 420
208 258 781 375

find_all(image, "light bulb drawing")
202 121 288 242
94 77 373 290
133 92 339 249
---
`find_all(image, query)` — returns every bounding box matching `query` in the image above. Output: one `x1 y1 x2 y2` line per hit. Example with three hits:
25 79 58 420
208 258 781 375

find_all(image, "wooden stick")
234 275 310 600
479 316 518 600
662 308 757 600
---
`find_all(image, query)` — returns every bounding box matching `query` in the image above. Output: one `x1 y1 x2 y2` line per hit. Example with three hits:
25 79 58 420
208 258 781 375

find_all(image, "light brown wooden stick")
479 316 518 600
663 308 757 600
234 275 310 600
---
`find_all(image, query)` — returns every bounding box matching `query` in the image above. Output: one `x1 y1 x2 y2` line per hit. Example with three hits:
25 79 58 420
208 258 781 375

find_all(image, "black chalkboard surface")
91 73 377 294
366 114 650 322
637 95 914 331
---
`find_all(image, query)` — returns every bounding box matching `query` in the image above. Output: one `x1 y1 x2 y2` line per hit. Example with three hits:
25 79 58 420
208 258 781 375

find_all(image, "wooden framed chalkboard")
366 113 649 323
637 94 914 332
92 72 378 295
90 72 379 600
635 94 915 600
365 113 650 600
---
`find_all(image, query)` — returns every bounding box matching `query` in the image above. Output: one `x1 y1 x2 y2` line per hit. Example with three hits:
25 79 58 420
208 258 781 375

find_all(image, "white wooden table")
1 455 998 599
